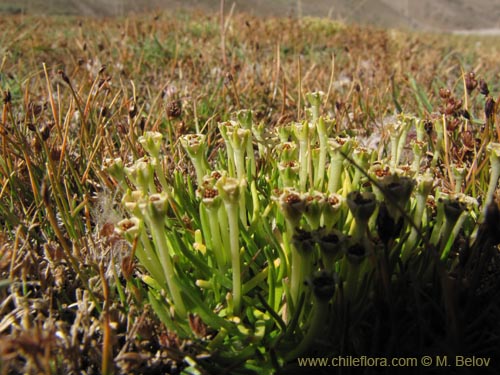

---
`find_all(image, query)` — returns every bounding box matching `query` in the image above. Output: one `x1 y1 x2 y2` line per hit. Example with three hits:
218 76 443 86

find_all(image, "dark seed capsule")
166 100 182 119
459 109 471 120
128 101 137 119
485 97 495 120
462 130 474 149
3 90 11 104
41 180 51 205
40 124 51 141
465 72 478 93
58 70 70 85
479 79 490 96
424 120 433 135
439 88 451 100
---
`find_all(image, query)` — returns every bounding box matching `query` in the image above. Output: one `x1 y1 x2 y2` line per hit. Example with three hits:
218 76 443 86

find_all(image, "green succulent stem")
351 148 371 188
286 270 334 361
439 200 466 255
216 176 243 315
137 238 167 286
306 91 324 124
203 204 228 271
404 174 433 258
219 123 236 177
290 244 311 309
146 204 187 318
225 200 242 315
285 297 329 360
236 110 256 177
117 218 169 286
295 122 311 191
415 118 426 142
440 211 468 261
328 151 344 194
484 143 500 215
344 260 361 300
431 118 445 169
396 118 411 167
315 117 328 189
430 198 447 246
410 140 425 174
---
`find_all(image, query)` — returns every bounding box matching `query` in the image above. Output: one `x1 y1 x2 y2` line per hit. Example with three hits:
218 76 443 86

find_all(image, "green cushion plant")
111 93 500 373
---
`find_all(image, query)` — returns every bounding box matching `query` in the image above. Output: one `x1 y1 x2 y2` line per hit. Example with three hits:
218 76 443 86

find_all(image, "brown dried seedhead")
479 79 490 96
166 100 182 119
2 90 11 104
57 70 70 85
465 72 478 94
439 87 451 100
485 97 495 121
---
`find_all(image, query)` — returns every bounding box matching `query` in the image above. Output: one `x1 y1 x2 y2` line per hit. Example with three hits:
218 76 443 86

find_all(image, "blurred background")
1 0 500 32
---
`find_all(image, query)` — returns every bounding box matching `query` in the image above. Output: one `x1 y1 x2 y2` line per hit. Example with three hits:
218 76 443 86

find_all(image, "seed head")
284 192 302 205
57 70 70 85
479 79 490 96
128 101 137 118
167 100 182 119
203 188 218 199
485 97 495 121
439 88 451 100
40 123 51 141
465 72 477 94
2 90 11 104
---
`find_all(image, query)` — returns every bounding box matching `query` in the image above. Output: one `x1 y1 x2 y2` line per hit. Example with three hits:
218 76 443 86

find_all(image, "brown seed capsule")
128 101 137 119
284 193 302 205
424 120 433 135
121 255 134 281
40 123 51 141
100 106 109 119
2 90 11 104
212 171 222 180
98 64 107 75
328 195 340 206
30 136 42 154
439 88 451 100
459 109 471 120
203 188 218 199
465 72 478 93
41 179 51 205
462 130 475 149
447 117 460 132
49 146 62 161
479 79 490 96
27 102 43 118
166 100 182 119
57 70 70 85
485 97 495 120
